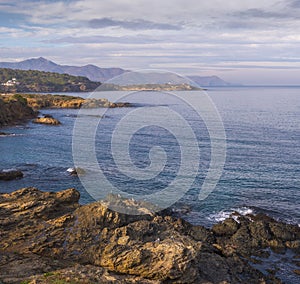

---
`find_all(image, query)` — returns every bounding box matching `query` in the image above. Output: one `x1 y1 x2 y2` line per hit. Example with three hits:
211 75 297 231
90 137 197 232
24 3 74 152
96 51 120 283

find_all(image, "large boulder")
33 115 61 125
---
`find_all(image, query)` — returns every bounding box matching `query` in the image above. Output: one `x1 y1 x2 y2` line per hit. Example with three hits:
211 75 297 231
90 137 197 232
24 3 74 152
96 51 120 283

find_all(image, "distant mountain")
0 57 231 86
187 75 231 87
0 57 126 83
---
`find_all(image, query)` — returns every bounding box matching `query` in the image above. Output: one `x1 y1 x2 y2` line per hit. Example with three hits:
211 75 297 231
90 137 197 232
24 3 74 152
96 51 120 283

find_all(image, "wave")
1 168 18 173
207 207 254 223
0 133 24 137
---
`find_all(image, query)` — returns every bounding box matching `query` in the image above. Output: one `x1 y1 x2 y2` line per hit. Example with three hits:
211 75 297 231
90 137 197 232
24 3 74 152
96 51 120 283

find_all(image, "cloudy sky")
0 0 300 85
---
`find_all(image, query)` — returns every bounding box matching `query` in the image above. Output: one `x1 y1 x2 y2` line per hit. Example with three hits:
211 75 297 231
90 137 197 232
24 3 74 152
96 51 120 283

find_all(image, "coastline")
0 93 131 128
1 88 299 283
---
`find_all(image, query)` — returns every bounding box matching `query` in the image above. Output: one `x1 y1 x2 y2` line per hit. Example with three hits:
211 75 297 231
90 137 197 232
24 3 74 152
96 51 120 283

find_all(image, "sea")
0 86 299 226
1 86 300 282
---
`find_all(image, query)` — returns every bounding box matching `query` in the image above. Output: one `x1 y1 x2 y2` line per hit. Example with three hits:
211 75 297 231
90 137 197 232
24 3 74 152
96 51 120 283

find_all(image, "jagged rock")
1 188 299 283
0 170 23 180
212 218 240 236
67 167 86 176
33 115 61 125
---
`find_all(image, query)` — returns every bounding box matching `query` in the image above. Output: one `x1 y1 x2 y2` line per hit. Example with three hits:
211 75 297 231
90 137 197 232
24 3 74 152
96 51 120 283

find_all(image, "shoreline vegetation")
0 93 131 127
0 187 299 283
0 67 202 93
0 68 101 93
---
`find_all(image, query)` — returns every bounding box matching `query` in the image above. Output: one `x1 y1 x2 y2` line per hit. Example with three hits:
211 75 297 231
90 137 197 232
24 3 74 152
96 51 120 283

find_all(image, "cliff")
0 95 36 127
0 94 131 127
0 187 299 283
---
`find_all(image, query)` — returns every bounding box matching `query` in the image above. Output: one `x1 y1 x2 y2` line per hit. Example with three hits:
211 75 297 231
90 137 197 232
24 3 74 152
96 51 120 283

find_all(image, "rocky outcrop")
0 94 131 128
0 96 36 127
0 170 23 181
33 114 61 125
67 167 86 176
1 188 299 283
82 98 132 108
15 93 131 110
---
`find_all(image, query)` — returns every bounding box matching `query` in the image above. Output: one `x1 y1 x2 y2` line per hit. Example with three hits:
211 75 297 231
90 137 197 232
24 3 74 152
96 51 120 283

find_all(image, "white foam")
1 168 17 173
208 207 254 223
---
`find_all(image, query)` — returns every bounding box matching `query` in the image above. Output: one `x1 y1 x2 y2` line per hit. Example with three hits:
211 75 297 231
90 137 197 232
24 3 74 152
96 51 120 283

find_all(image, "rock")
286 240 300 249
67 167 86 176
0 188 299 283
0 169 23 180
212 218 240 236
33 115 61 125
0 97 36 127
294 269 300 275
27 264 160 284
0 132 9 136
82 98 132 108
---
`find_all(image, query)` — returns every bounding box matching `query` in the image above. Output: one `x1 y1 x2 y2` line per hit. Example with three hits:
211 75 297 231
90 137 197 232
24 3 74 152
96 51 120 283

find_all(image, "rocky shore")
0 188 299 283
19 94 131 110
0 93 131 127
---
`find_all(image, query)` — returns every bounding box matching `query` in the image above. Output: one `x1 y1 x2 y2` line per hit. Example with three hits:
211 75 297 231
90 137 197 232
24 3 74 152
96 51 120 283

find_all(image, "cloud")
43 35 162 44
233 8 299 19
0 0 300 84
288 0 300 8
88 18 182 30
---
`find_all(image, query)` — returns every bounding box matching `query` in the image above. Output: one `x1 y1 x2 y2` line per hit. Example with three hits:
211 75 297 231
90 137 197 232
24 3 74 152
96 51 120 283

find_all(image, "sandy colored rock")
33 116 61 125
1 187 299 283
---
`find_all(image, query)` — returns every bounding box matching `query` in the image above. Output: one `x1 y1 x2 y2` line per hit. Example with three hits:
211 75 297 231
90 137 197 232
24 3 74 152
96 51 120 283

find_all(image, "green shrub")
12 94 27 105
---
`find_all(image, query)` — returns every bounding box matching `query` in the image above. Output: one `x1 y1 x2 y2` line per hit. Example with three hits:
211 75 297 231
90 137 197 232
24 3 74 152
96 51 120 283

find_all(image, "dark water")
0 87 299 226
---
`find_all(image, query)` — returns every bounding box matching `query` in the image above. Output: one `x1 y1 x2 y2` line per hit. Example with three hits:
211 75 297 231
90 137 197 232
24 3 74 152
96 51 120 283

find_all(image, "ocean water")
0 87 299 227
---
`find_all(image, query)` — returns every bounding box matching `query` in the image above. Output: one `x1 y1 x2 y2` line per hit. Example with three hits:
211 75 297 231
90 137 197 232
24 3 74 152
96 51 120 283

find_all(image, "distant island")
0 68 101 93
100 83 202 91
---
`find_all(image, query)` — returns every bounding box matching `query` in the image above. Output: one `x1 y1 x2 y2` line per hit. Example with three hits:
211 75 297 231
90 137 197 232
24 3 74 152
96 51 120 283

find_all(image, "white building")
1 78 20 86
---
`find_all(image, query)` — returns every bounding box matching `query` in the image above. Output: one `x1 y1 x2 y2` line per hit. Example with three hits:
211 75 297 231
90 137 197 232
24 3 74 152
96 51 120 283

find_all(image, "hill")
0 57 126 83
188 75 231 87
0 68 100 92
0 57 232 86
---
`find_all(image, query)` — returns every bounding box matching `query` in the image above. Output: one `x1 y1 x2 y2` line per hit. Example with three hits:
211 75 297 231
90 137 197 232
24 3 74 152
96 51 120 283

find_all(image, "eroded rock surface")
0 188 299 283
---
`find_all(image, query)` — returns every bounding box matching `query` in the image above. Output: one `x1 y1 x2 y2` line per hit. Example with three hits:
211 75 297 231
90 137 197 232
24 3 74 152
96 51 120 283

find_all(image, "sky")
0 0 300 85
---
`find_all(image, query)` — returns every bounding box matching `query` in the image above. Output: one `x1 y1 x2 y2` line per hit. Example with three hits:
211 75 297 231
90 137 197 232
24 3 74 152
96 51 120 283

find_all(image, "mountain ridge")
0 57 231 86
